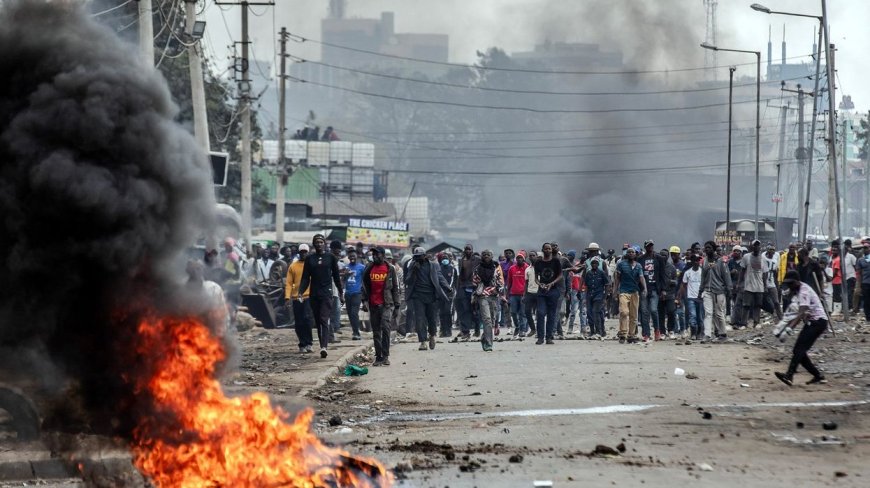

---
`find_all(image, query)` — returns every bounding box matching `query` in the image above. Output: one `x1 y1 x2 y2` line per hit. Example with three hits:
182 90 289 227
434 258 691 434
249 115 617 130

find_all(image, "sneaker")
298 346 306 353
372 359 384 367
352 335 362 340
382 358 390 366
567 328 574 335
512 328 519 336
482 343 492 352
700 336 712 344
546 339 555 345
627 337 640 344
418 342 428 351
304 346 313 353
556 334 565 340
774 371 793 386
717 335 728 342
535 339 544 345
320 348 328 358
429 335 436 350
806 376 828 385
618 337 626 344
472 331 481 338
642 335 650 343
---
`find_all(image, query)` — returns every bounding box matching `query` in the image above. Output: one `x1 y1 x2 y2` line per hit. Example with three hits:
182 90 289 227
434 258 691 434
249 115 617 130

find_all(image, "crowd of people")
199 234 870 385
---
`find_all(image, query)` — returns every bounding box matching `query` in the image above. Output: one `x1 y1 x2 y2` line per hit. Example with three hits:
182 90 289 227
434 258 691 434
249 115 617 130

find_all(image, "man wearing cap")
286 244 314 353
639 240 665 342
506 251 530 338
405 246 452 350
456 244 481 340
299 234 344 358
739 240 767 329
437 252 458 338
362 247 399 366
658 247 679 340
774 270 829 386
701 241 732 342
584 257 610 338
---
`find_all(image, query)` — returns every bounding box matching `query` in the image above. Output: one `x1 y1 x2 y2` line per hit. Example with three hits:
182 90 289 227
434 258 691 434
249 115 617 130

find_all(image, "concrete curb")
298 344 370 398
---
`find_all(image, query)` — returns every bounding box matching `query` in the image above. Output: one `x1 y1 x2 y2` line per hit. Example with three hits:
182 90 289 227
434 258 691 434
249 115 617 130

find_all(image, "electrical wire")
289 77 779 114
289 56 817 98
286 31 815 76
92 0 133 17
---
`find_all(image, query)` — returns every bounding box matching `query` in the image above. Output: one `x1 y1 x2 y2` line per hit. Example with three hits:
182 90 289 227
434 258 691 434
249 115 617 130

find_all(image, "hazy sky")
204 0 869 113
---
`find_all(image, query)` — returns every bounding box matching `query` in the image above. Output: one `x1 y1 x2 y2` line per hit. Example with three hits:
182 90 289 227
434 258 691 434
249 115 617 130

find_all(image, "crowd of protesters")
198 234 870 385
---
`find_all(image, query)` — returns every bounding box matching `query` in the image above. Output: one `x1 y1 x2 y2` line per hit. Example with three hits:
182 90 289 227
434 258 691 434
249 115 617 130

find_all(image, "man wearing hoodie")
456 244 481 340
473 250 504 352
405 247 452 351
639 240 665 343
437 252 458 338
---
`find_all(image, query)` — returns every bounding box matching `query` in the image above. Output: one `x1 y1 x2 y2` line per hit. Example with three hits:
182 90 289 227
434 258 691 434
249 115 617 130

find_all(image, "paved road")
317 326 870 487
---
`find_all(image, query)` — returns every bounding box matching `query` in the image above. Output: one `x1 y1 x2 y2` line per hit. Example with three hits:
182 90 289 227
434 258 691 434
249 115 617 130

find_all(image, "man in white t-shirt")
523 251 540 337
763 244 783 320
679 255 704 340
739 240 767 328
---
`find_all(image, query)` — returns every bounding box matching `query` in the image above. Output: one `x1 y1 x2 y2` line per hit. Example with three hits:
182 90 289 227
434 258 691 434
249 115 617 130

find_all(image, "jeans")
766 286 783 320
331 295 342 332
703 291 727 338
478 295 498 349
674 300 686 333
862 283 870 321
523 293 537 334
345 293 362 336
618 292 640 338
536 287 560 340
588 297 605 336
309 295 334 349
555 292 566 336
438 297 454 336
686 297 704 335
658 297 675 334
369 303 391 361
410 297 438 342
639 289 659 338
567 291 581 330
509 295 527 334
292 298 314 348
846 277 856 310
456 287 475 335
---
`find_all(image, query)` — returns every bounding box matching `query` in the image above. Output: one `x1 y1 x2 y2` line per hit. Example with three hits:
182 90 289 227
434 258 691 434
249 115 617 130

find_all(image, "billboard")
346 218 410 247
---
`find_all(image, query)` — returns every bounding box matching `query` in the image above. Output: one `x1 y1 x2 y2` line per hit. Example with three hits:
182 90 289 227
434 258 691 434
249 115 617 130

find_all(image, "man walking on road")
286 243 313 353
740 239 767 328
639 240 663 342
405 247 452 351
584 257 610 338
534 243 563 345
613 247 645 344
855 242 870 322
343 249 365 340
473 250 504 352
299 234 344 358
523 251 539 337
362 247 399 366
701 240 732 343
506 251 529 338
437 252 458 338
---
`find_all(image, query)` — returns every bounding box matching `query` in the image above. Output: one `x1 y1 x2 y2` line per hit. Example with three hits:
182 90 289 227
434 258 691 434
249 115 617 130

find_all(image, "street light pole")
701 42 762 241
727 66 736 232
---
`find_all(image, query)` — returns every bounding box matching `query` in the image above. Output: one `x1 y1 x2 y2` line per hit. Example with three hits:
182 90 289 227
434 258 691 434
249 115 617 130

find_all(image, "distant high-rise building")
511 41 623 70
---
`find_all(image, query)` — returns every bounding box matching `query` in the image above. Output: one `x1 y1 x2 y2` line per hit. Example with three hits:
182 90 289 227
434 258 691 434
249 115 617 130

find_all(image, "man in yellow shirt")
286 244 314 353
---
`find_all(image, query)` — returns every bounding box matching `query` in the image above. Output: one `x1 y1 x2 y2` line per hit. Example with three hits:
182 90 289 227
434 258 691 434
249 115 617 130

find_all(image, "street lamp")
750 3 823 244
701 42 762 241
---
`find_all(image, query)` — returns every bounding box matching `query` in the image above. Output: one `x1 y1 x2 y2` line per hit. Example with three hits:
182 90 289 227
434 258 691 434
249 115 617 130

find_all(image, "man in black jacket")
455 244 481 340
437 252 458 338
639 240 665 343
405 247 451 351
299 234 344 358
362 247 399 366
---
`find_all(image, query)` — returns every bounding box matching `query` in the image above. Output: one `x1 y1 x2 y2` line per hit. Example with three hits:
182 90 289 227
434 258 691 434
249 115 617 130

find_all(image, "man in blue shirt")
613 247 646 344
343 249 366 340
584 257 610 338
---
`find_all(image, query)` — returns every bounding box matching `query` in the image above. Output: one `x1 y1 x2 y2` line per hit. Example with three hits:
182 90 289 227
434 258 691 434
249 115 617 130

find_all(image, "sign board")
210 152 229 186
714 230 742 247
346 219 410 247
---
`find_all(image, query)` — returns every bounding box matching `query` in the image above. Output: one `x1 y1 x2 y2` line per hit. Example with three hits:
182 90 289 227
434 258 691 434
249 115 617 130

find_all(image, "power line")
92 0 133 17
286 31 815 76
289 56 817 97
289 77 778 114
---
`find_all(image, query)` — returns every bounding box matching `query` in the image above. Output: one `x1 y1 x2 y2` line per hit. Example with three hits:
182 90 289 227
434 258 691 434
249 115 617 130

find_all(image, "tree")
90 0 270 217
857 111 870 162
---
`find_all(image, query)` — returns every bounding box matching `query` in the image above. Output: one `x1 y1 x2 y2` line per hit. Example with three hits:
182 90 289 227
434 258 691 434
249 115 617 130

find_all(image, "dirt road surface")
300 321 870 488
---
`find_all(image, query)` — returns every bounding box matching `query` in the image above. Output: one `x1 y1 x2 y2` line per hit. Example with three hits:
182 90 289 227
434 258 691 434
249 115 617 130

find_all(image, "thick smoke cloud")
0 1 215 433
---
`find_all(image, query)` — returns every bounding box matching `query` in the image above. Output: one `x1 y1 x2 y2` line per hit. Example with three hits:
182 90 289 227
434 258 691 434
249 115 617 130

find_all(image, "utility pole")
216 1 274 252
797 87 806 240
726 66 735 232
138 0 155 65
842 118 848 236
802 23 824 242
185 0 210 152
775 103 788 246
276 28 289 244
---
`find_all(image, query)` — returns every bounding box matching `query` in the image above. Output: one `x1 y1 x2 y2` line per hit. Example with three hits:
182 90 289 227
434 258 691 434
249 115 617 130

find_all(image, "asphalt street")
314 324 870 488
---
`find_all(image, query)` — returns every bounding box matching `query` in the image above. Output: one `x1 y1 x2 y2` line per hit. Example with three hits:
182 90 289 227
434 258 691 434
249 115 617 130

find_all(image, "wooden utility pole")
185 0 210 152
276 27 288 244
215 1 274 252
138 0 155 65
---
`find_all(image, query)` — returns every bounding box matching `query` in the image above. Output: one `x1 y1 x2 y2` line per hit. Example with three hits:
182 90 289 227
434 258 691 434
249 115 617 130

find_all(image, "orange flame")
130 316 392 487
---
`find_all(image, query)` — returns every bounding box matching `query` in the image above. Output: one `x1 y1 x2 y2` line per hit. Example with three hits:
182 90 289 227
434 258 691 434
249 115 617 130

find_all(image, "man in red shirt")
506 251 530 338
362 247 399 366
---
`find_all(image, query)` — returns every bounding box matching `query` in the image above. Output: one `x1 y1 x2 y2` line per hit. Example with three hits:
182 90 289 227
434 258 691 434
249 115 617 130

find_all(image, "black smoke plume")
0 0 215 434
